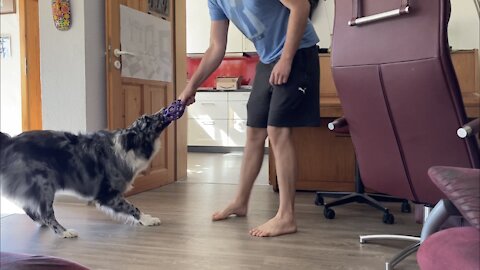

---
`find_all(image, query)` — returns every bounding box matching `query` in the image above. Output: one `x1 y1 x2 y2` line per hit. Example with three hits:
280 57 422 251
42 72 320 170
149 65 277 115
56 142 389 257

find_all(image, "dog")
0 100 184 238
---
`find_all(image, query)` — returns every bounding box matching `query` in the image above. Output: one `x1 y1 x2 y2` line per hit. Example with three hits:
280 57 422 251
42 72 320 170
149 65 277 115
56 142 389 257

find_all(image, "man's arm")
179 20 229 105
270 0 310 85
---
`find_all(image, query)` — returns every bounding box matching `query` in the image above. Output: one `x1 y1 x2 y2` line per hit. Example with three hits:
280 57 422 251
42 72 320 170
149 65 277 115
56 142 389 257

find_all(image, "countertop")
197 87 252 93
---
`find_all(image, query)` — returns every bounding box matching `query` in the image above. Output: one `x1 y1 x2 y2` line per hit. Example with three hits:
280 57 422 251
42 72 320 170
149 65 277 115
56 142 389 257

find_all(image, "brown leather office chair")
328 0 480 269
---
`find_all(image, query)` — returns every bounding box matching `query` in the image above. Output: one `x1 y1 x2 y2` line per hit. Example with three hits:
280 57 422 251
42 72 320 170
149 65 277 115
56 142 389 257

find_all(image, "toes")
249 228 261 237
211 212 220 220
212 211 229 221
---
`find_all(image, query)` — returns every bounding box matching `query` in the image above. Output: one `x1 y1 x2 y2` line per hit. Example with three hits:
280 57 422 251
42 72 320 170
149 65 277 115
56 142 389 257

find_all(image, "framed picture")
0 0 16 14
148 0 169 17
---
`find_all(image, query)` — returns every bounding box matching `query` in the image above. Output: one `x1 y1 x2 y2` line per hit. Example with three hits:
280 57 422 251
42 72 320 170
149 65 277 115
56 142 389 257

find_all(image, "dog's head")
117 100 185 161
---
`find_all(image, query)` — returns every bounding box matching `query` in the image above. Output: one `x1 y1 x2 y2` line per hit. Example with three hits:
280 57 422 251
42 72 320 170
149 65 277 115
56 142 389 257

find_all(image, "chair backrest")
331 0 479 205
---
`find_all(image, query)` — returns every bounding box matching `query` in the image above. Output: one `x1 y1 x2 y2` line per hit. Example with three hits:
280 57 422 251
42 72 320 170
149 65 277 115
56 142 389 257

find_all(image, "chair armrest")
457 118 479 138
420 199 460 243
327 117 350 134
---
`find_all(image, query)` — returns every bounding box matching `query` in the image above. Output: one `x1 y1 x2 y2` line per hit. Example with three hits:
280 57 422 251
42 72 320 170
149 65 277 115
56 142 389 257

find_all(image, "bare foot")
249 216 297 237
212 202 247 221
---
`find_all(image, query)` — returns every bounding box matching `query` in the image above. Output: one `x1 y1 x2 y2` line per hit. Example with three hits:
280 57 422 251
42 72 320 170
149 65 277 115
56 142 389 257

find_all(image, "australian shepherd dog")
0 100 184 238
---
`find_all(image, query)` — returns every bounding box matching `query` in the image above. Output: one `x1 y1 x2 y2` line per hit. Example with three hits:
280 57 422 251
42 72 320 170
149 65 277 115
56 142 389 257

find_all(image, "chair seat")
428 166 480 229
0 252 89 270
417 227 480 270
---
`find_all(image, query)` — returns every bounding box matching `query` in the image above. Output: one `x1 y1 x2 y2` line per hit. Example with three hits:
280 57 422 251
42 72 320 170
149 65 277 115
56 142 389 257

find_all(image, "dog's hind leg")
97 196 161 226
23 207 46 227
32 183 78 238
38 200 78 238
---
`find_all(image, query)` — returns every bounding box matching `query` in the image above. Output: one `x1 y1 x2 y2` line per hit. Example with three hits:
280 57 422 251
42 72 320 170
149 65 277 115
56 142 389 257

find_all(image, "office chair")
416 118 479 270
417 165 480 269
315 137 411 224
328 0 480 269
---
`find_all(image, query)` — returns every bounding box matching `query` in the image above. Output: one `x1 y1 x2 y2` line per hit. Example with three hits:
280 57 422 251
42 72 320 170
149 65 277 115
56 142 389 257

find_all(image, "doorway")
19 0 42 131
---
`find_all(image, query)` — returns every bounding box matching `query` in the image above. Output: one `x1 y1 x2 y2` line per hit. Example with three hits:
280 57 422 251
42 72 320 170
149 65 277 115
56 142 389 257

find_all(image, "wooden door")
106 0 175 195
20 0 42 131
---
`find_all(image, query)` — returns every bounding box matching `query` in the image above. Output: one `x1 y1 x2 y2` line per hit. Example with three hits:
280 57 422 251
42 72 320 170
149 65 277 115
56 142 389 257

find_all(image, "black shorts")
246 45 321 128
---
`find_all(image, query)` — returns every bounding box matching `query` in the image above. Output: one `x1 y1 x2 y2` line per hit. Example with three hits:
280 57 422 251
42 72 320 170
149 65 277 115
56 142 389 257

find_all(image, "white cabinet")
188 91 251 147
188 92 228 120
188 119 229 146
228 92 249 120
228 119 248 146
242 38 256 53
186 0 256 54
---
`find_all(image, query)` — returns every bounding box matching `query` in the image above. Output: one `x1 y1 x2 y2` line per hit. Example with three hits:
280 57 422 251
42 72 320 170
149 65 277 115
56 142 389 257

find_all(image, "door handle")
114 49 136 57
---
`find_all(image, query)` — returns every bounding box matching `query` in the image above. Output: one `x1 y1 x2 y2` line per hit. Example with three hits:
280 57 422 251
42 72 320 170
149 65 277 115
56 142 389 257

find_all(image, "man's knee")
246 127 268 145
267 126 292 145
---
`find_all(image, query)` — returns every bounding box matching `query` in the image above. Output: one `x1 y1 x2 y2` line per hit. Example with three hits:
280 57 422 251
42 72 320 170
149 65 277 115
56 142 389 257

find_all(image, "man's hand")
269 57 293 85
178 87 196 106
269 0 310 86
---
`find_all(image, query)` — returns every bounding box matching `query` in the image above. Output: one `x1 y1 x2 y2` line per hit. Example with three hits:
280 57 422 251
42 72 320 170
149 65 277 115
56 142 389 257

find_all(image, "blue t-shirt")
208 0 319 64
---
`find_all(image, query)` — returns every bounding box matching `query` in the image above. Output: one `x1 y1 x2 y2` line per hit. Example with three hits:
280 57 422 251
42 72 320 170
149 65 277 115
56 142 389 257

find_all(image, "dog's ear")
121 132 138 152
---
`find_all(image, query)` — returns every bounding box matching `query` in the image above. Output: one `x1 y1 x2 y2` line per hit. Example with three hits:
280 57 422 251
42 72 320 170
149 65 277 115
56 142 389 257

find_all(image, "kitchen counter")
197 87 252 93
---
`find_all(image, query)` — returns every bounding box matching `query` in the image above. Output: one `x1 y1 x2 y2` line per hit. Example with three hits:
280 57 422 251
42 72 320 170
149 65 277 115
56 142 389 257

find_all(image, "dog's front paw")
139 214 161 226
61 229 79 238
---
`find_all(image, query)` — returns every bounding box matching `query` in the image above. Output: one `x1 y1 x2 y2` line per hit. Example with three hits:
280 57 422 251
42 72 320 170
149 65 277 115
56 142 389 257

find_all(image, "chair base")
315 162 411 224
315 191 411 224
360 234 420 270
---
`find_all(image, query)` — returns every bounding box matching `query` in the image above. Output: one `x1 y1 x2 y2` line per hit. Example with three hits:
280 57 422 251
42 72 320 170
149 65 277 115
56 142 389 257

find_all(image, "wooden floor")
1 153 421 270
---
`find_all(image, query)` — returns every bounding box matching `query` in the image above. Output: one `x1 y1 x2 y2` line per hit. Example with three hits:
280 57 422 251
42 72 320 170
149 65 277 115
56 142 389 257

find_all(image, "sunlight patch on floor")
1 196 25 217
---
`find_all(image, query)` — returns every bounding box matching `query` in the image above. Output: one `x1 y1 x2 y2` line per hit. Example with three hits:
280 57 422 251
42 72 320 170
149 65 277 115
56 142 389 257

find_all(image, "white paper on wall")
120 5 172 82
0 35 11 59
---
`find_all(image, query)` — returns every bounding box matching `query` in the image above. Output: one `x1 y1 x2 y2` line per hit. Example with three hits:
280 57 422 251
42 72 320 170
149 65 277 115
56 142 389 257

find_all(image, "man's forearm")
186 45 225 91
280 0 310 62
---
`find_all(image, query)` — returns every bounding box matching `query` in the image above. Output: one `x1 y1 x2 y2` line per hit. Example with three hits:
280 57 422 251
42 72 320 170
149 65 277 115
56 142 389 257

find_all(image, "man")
179 0 320 237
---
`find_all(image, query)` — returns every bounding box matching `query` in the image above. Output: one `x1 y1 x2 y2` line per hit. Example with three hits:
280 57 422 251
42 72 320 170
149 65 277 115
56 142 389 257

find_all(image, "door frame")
19 0 42 131
105 0 187 193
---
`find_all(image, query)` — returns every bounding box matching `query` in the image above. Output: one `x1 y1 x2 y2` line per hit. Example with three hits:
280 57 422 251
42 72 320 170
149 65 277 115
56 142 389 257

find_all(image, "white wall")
448 0 480 50
311 0 480 51
39 0 105 133
0 0 22 136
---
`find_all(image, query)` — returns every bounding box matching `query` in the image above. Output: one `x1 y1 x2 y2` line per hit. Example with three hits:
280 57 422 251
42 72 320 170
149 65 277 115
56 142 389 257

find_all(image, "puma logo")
298 87 307 94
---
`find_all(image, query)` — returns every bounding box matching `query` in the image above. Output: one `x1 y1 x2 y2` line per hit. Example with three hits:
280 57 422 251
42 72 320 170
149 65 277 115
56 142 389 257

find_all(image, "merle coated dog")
0 100 184 238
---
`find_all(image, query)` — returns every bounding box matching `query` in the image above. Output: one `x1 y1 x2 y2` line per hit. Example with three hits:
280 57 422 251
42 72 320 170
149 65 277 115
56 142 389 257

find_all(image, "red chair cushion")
0 252 89 270
417 227 480 270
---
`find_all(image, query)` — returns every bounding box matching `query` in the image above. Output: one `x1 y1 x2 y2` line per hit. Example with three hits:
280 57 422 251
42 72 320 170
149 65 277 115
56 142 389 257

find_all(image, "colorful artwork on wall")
51 0 71 31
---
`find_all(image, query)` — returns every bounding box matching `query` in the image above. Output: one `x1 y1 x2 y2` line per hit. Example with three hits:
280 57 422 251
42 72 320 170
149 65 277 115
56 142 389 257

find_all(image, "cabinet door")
188 92 228 120
186 0 244 53
228 100 248 120
228 119 247 146
188 119 229 146
228 92 250 120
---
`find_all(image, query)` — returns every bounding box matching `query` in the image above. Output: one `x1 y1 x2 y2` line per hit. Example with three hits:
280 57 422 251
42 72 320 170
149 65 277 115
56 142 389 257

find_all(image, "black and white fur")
0 110 170 238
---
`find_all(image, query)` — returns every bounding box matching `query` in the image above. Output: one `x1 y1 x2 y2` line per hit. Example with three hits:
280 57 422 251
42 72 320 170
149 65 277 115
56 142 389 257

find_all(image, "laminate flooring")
0 153 421 270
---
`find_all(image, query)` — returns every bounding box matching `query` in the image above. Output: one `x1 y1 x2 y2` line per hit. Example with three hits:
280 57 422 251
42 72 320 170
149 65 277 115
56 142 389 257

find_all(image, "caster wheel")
324 208 335 219
383 212 395 224
401 201 412 213
315 194 324 206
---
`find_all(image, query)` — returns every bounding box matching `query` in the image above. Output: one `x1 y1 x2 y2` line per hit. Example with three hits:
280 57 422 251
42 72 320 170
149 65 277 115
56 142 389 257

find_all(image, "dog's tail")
0 132 11 149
